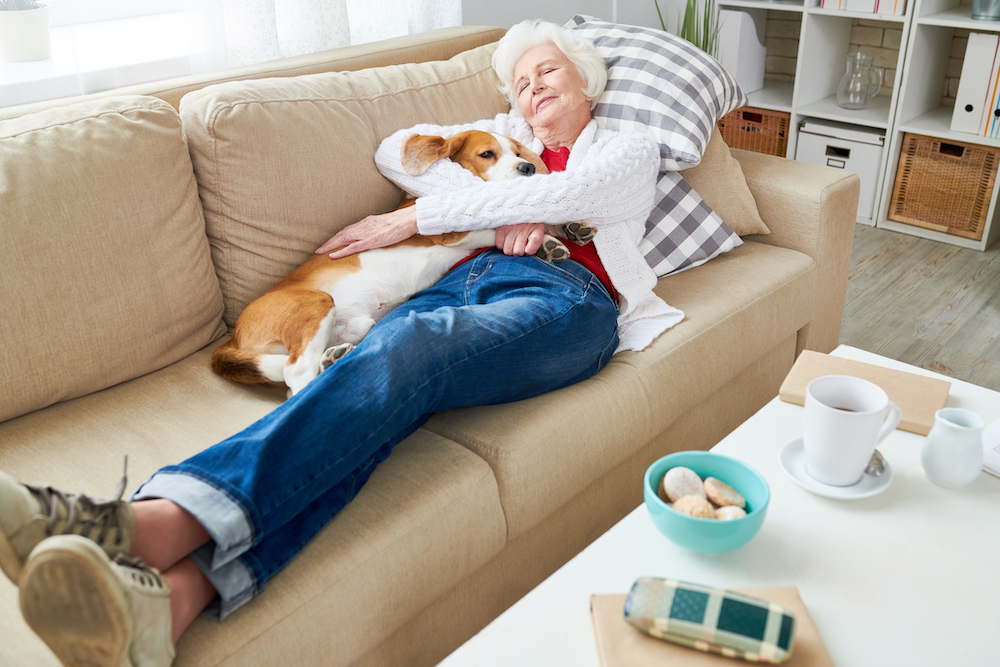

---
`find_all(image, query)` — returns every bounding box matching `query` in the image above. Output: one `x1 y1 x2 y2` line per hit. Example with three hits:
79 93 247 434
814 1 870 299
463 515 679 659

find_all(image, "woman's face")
512 42 591 132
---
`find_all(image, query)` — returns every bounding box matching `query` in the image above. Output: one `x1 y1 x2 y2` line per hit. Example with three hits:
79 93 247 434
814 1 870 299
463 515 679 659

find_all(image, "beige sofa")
0 25 859 667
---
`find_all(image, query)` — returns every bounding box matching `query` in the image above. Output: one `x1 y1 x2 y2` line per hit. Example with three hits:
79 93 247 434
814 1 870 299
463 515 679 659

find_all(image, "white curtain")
220 0 461 67
0 0 460 108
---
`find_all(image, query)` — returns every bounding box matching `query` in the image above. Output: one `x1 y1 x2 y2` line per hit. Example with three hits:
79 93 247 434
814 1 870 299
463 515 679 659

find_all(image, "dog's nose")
517 162 536 176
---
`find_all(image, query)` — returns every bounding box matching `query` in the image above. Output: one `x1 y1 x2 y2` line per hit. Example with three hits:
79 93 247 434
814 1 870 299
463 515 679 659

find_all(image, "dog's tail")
211 340 277 385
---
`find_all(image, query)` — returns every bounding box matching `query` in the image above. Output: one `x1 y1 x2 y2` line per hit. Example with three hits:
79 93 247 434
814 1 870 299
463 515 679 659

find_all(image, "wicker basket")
888 133 999 241
717 106 790 157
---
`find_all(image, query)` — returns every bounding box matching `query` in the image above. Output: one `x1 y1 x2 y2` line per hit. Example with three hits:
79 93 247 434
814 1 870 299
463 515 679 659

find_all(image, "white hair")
491 19 608 117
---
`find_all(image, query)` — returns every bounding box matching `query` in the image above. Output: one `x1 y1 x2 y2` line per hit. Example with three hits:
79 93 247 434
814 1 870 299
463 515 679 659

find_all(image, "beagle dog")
211 130 596 396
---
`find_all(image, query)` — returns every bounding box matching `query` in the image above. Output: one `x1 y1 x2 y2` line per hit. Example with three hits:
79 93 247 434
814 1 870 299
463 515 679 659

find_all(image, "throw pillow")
638 171 743 277
566 15 747 171
565 15 748 275
681 128 770 236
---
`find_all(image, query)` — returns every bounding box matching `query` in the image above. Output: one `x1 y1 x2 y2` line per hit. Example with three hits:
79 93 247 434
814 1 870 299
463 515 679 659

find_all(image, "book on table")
778 350 950 436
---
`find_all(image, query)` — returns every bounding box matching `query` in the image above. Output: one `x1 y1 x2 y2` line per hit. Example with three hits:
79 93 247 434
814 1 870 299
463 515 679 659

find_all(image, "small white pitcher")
921 408 985 489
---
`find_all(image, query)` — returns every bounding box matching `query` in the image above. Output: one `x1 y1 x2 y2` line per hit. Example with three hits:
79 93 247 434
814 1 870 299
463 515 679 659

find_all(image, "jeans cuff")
188 543 257 620
132 471 255 570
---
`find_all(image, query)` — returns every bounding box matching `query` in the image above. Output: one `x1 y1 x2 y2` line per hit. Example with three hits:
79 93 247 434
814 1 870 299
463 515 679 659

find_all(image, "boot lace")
29 457 129 547
113 554 166 589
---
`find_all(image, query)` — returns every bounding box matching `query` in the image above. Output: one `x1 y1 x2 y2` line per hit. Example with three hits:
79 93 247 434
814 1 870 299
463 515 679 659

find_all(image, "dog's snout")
517 162 536 176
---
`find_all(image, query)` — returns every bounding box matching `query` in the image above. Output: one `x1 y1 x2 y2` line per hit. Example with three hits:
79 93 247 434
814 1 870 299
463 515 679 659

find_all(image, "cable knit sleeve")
413 130 660 235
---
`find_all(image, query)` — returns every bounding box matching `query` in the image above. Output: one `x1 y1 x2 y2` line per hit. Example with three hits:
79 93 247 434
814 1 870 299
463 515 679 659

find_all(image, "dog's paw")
563 221 597 245
320 343 355 371
535 236 570 263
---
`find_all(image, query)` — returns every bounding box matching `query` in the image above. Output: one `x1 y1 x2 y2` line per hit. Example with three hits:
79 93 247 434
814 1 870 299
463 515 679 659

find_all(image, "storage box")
888 133 999 241
717 106 789 157
795 119 885 222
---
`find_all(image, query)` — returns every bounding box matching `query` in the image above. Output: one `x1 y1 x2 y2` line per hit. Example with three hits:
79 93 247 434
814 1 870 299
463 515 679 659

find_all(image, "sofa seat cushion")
0 96 226 424
0 345 506 667
424 241 815 539
180 42 510 329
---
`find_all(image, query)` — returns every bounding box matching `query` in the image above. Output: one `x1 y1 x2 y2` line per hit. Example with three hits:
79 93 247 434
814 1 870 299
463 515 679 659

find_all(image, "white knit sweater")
374 114 684 353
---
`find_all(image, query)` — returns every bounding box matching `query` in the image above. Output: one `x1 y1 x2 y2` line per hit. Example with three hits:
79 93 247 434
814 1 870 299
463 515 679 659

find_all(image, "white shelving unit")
718 0 912 225
718 0 1000 248
879 0 1000 251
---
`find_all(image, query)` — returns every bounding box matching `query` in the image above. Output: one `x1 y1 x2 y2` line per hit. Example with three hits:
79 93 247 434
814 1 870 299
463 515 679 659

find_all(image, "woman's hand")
316 205 419 259
495 223 546 257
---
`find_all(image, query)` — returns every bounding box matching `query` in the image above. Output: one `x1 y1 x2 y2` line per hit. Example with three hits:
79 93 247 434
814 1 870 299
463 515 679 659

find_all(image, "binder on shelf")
846 0 877 11
718 9 766 94
874 0 906 14
952 33 999 135
980 43 1000 138
986 94 1000 138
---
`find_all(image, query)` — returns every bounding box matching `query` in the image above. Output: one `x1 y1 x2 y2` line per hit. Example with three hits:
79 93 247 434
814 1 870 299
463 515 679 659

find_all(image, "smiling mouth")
535 96 556 112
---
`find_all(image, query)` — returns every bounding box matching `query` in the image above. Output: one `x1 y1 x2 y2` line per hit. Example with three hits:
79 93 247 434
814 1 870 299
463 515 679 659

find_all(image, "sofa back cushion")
180 43 509 329
0 96 226 423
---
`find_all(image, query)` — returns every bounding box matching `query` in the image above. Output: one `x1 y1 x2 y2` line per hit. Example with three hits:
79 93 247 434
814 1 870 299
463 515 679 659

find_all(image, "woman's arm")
414 130 659 235
316 205 418 258
317 114 542 258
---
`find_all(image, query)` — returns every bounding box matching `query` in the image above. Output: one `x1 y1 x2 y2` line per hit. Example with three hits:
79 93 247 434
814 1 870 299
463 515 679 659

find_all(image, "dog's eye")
479 151 495 159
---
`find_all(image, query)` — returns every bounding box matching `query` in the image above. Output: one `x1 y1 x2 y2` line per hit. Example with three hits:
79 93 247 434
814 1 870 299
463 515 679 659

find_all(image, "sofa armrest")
731 148 859 356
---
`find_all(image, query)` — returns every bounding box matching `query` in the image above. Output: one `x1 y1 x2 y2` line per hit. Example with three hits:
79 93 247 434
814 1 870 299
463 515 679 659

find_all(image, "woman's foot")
19 535 175 667
0 469 135 584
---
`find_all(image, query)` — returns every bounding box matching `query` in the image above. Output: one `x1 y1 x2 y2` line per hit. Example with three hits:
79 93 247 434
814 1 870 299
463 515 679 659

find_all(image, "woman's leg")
137 252 619 618
130 501 218 642
198 253 620 614
131 499 211 572
13 252 618 665
164 558 217 643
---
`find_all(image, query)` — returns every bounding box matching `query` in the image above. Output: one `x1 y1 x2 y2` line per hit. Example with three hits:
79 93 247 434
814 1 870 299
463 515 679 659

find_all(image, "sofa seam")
201 64 496 130
0 101 176 141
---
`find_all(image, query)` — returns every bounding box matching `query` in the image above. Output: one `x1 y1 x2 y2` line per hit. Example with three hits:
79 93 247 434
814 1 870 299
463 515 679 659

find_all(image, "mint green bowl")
644 451 769 554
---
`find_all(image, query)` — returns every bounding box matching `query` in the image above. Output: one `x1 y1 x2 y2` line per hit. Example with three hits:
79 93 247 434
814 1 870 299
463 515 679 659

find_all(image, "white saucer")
779 438 893 499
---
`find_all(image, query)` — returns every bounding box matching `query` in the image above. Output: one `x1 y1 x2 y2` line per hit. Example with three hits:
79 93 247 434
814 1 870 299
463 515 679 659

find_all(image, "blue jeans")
134 250 619 618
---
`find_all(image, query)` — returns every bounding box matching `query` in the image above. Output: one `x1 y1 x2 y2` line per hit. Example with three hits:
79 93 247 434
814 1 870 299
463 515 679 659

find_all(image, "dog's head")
401 130 549 181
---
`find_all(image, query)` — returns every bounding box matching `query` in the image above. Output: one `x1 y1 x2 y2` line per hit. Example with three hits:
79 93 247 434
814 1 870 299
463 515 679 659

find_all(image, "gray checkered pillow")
566 15 747 170
639 171 742 276
566 15 746 276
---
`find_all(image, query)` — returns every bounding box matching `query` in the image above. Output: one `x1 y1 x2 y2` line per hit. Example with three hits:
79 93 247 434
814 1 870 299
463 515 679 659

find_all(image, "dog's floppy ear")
401 133 469 176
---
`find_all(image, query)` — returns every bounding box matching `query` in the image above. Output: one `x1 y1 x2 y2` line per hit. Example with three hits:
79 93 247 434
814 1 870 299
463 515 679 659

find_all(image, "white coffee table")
437 346 1000 666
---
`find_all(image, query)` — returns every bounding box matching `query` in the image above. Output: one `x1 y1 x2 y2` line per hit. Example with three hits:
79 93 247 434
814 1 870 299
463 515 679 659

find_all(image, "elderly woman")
1 19 682 667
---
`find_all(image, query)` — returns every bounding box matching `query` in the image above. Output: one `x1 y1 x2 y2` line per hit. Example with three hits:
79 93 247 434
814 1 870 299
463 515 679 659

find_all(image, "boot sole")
19 539 133 667
0 529 24 584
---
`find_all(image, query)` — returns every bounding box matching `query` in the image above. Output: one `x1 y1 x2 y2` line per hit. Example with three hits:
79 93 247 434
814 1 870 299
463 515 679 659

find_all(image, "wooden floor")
840 224 1000 392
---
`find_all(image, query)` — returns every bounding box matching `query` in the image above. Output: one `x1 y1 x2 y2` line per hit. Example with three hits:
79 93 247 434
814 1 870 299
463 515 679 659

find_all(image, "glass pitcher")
837 52 883 110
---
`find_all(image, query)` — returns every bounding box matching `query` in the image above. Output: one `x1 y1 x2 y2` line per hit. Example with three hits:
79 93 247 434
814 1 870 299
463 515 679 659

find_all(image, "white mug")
803 375 902 486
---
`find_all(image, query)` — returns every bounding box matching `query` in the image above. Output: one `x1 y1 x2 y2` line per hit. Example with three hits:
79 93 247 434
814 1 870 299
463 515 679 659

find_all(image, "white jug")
921 408 985 489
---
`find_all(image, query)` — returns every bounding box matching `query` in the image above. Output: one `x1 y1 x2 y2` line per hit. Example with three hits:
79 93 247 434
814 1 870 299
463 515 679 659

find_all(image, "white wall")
461 0 675 32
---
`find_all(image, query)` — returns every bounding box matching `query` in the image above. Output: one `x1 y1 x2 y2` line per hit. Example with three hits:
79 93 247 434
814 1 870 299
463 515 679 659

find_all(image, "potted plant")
654 0 721 59
0 0 51 62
